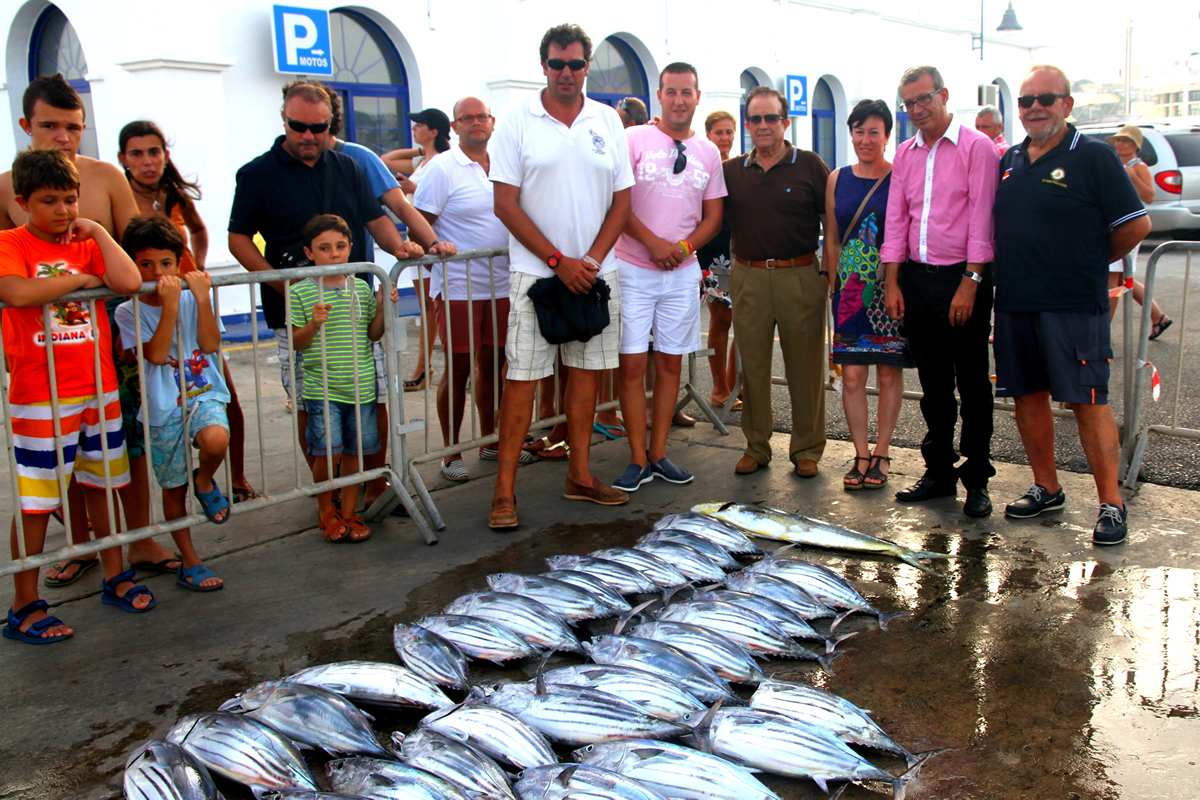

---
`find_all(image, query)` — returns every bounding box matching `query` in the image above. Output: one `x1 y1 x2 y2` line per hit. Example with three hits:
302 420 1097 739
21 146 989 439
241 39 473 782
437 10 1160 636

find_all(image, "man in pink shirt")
611 62 727 491
882 65 1000 518
975 106 1009 156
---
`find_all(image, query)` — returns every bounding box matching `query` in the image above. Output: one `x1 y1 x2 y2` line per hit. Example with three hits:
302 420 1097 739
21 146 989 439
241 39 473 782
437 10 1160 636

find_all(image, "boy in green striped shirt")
290 214 386 543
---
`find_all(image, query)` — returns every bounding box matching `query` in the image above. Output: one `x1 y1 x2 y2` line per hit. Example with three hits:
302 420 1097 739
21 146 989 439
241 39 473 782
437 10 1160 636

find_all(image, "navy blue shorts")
994 309 1112 404
304 400 380 457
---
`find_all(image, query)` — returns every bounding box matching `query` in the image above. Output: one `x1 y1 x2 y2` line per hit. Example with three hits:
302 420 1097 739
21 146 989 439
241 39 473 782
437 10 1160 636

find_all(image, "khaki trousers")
730 260 827 466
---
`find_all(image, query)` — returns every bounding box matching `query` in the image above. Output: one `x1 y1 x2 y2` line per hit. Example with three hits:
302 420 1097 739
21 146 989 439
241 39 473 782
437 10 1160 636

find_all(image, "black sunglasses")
673 140 687 175
1017 93 1069 109
746 114 784 125
546 58 587 72
286 118 330 135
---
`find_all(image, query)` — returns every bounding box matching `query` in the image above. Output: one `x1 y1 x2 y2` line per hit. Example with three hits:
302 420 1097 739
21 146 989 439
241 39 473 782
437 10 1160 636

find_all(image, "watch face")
548 255 560 268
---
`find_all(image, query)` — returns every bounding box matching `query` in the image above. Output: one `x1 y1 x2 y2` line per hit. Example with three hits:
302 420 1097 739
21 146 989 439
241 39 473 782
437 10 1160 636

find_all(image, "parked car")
1076 122 1200 236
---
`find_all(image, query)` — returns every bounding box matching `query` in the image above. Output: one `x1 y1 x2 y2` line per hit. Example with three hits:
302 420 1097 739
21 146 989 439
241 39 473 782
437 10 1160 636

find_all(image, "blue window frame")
895 93 913 143
328 9 409 155
740 70 759 155
29 5 97 158
587 38 648 112
812 79 835 167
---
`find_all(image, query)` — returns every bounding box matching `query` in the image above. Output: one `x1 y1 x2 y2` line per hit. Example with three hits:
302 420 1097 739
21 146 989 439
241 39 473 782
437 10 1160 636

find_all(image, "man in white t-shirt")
486 23 634 529
611 62 726 492
414 96 513 483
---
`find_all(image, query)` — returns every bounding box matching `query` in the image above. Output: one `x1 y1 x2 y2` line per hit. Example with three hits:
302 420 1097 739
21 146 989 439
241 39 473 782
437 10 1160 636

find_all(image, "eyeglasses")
1017 93 1069 109
900 91 940 111
546 58 587 72
286 118 330 135
746 114 784 125
455 113 492 124
672 140 687 175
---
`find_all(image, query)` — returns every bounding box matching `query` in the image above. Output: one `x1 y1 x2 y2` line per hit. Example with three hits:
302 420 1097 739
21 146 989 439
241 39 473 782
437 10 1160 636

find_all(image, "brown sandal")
863 455 891 489
232 484 260 504
843 456 870 490
320 510 351 543
343 515 371 543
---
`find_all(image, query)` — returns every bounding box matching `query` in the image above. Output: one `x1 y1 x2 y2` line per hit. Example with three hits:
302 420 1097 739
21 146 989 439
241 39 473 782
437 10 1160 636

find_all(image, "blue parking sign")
271 5 333 76
786 75 808 116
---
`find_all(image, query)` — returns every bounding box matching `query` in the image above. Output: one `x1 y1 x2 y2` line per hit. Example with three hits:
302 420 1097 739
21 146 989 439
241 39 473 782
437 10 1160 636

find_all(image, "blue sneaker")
613 462 654 492
651 457 694 485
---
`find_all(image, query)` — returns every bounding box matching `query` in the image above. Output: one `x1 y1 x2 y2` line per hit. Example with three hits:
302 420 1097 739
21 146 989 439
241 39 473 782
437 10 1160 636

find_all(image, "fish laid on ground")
573 739 781 800
416 614 543 663
286 660 453 710
124 739 220 800
627 620 766 685
691 590 823 640
589 548 690 589
262 792 364 800
487 573 616 621
694 502 962 574
444 592 582 653
165 712 318 796
393 623 472 690
219 681 390 759
655 600 828 664
653 513 764 555
542 664 706 720
741 557 908 630
514 764 669 800
394 728 516 800
582 635 740 705
420 703 558 771
484 680 689 746
543 556 660 595
326 757 468 800
632 541 728 583
542 570 632 615
723 572 837 620
635 531 741 570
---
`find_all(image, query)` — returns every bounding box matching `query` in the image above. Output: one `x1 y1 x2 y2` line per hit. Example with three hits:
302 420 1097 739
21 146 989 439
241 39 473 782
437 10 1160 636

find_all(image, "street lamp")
973 1 1023 60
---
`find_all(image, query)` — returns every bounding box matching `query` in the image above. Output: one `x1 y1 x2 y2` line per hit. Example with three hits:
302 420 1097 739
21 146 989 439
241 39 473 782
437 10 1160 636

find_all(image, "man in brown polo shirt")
723 85 830 477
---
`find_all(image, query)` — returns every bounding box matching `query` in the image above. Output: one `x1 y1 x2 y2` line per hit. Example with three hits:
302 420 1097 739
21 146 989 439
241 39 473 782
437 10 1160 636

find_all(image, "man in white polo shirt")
612 62 726 492
487 23 634 529
414 96 515 484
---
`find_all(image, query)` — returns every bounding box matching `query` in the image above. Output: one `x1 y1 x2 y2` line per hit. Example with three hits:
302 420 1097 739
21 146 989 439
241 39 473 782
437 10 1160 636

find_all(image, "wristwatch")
547 251 564 270
963 270 983 283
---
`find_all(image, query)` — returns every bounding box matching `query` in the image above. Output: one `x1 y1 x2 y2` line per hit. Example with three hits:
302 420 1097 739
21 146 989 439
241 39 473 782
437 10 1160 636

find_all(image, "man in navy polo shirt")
993 64 1151 546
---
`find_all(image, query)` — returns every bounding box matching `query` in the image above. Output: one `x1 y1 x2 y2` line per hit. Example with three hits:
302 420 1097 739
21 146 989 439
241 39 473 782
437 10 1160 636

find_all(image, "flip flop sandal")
193 469 230 525
2 600 72 644
843 456 870 491
231 485 260 504
129 554 183 576
538 439 570 461
42 557 99 588
593 421 628 440
320 510 352 543
177 563 224 593
343 515 371 543
863 455 891 490
101 569 156 613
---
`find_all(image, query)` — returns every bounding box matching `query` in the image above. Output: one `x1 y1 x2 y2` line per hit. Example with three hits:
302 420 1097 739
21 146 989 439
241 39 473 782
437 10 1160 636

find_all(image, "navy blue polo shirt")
228 136 384 328
994 125 1146 314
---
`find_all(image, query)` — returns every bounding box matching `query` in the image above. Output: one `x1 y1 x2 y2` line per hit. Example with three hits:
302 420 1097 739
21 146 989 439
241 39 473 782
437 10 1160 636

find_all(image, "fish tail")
906 747 951 769
825 631 859 653
892 747 942 799
876 610 910 632
817 650 844 676
830 604 868 632
898 553 949 575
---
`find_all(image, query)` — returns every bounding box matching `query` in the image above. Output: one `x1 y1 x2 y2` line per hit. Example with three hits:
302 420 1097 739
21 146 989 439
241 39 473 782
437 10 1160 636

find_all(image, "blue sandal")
101 569 157 613
593 420 627 440
193 469 230 525
177 563 224 593
3 600 72 644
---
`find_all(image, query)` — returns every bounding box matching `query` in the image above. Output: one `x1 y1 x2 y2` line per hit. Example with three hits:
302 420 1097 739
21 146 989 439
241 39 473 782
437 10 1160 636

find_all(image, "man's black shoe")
895 476 957 502
964 487 992 517
1004 484 1066 518
1093 503 1128 546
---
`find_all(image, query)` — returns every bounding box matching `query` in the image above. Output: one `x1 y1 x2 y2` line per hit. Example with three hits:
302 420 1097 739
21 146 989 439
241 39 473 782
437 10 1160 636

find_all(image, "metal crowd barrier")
0 262 435 579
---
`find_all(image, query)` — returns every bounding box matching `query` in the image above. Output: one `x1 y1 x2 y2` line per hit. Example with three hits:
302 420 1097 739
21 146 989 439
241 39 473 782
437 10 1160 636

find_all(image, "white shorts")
505 270 622 381
617 259 702 356
1109 260 1135 274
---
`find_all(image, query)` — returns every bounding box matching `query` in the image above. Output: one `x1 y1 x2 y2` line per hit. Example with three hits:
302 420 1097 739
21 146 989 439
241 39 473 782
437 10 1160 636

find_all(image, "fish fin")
556 764 579 787
812 775 830 793
830 604 868 632
661 584 690 605
908 549 974 562
699 582 722 592
695 696 724 734
877 611 910 632
898 553 950 575
717 501 737 512
825 631 859 653
906 746 951 770
817 650 844 676
828 782 849 800
615 599 658 635
534 651 553 697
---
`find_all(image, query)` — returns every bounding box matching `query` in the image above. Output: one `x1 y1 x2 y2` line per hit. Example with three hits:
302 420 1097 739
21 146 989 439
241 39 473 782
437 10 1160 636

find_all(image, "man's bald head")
453 96 491 121
451 96 495 150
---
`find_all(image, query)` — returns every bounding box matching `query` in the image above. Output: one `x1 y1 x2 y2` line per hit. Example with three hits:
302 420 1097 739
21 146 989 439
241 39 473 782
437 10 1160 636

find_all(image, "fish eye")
584 745 594 752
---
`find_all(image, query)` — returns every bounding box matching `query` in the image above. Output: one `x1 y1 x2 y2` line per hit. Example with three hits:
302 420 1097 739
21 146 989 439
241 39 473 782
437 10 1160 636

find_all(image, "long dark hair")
118 120 201 216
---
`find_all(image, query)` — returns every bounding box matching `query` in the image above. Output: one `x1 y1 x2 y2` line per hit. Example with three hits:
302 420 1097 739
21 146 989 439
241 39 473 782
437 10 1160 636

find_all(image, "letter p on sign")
786 75 808 116
283 13 317 65
271 5 334 76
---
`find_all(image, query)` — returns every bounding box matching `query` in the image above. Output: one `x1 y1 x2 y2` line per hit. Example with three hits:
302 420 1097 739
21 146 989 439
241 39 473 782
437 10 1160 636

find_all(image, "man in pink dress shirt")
882 65 1000 518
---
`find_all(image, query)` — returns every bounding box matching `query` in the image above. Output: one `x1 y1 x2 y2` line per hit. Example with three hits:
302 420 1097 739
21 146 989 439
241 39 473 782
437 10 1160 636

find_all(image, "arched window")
895 92 913 144
587 37 648 112
328 9 409 154
740 70 760 155
29 5 97 158
812 78 835 167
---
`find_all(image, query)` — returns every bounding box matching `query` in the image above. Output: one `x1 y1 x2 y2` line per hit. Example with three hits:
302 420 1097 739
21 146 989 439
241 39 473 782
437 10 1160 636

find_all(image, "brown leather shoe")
488 496 518 530
795 459 819 478
564 477 629 506
735 455 762 475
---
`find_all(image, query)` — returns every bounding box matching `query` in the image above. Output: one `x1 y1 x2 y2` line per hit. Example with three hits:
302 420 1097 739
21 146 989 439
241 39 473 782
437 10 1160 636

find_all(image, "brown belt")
733 254 815 269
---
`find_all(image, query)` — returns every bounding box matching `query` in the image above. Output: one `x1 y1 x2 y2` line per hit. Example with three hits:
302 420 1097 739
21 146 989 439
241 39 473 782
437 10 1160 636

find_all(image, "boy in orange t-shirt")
0 149 144 644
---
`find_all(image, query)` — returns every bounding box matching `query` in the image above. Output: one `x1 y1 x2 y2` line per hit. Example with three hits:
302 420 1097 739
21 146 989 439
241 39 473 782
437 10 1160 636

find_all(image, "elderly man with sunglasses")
722 85 830 479
882 65 1000 518
993 65 1151 546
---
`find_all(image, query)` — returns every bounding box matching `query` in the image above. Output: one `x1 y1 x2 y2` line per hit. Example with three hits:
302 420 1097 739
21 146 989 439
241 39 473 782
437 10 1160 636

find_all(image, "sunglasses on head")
672 140 687 175
746 114 784 125
286 118 330 135
1017 93 1069 109
546 58 587 72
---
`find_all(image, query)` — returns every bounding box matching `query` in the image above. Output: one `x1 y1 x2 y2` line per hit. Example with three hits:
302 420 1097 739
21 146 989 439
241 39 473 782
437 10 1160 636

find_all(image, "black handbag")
526 275 612 345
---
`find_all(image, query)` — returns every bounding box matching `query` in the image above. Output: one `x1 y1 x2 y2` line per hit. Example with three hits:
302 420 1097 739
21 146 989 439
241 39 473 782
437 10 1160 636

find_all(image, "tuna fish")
326 757 468 800
634 531 741 570
395 728 516 800
542 556 659 595
627 620 766 685
261 792 363 800
742 557 908 630
542 664 706 720
542 570 632 615
652 513 763 555
164 712 318 796
419 703 558 771
631 542 728 583
723 571 837 620
393 623 472 690
487 573 616 621
582 635 740 706
588 548 690 588
443 592 581 653
573 739 781 800
690 590 823 640
285 660 453 710
416 614 543 663
124 739 220 800
654 600 829 664
514 764 669 800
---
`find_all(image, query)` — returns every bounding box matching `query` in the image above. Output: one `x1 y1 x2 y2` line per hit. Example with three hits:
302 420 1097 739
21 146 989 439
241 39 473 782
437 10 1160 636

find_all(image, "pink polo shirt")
880 119 999 266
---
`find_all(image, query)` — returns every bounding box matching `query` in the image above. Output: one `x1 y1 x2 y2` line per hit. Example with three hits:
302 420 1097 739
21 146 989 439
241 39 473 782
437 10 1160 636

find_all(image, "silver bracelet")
581 255 602 271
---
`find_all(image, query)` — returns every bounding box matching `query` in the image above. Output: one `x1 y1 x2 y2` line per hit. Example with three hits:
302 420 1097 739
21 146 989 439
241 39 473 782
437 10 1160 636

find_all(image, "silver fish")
487 573 615 621
542 664 706 720
395 728 516 800
124 739 221 800
286 661 453 710
589 548 690 588
634 531 741 570
652 513 763 555
542 570 632 614
723 571 837 620
691 590 823 640
416 614 543 663
262 793 362 800
164 712 317 796
582 635 739 705
742 557 908 630
393 623 472 690
484 681 689 746
627 620 766 685
573 739 781 800
654 600 826 663
543 556 659 595
326 757 467 800
219 681 390 759
420 703 558 771
514 764 669 800
694 502 962 574
632 542 728 582
444 592 581 653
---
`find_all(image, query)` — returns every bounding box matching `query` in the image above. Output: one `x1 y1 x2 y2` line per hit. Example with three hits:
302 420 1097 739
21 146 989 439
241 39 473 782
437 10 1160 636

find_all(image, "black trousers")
899 261 995 489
